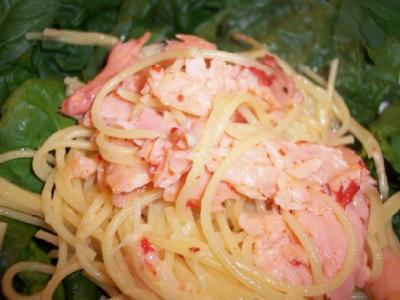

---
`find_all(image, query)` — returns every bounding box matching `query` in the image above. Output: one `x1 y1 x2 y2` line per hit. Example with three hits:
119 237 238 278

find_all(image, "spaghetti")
0 31 399 300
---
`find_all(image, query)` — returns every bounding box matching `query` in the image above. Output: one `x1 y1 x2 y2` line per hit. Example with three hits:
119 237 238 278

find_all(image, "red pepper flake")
189 247 200 253
261 55 279 69
248 66 274 86
186 199 200 209
177 94 184 102
290 259 302 266
336 180 360 207
278 148 286 156
141 237 155 254
170 127 183 144
152 64 162 72
296 140 308 145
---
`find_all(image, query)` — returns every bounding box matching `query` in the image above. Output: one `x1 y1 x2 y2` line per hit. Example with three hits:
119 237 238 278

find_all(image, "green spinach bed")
0 0 399 298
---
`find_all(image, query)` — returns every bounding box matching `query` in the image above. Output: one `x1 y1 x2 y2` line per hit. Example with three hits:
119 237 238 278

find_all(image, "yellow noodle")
0 222 8 251
2 262 54 300
383 192 400 223
0 177 43 217
365 232 384 281
35 230 59 246
0 206 48 229
282 210 324 284
0 149 35 163
27 28 119 47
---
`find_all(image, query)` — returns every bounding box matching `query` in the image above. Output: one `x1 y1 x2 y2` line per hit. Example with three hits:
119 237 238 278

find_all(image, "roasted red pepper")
141 237 155 254
336 180 360 207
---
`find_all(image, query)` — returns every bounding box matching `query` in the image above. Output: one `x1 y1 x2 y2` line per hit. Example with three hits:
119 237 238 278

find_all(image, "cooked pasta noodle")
0 222 7 251
26 28 119 47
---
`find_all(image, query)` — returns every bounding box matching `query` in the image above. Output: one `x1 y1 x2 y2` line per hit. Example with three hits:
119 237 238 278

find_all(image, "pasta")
0 31 399 300
0 222 7 251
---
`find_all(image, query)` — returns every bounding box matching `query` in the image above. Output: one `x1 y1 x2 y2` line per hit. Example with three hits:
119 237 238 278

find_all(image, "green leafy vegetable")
0 216 37 277
331 0 400 125
63 271 102 300
13 241 65 299
0 64 34 108
0 79 74 192
31 42 94 79
370 102 400 174
199 0 337 61
0 216 65 299
0 0 59 67
0 0 123 105
0 78 73 150
362 0 400 40
0 158 43 194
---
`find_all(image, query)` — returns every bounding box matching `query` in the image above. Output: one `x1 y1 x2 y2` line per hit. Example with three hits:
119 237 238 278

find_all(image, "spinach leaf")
332 0 400 125
0 79 74 192
63 271 101 300
110 0 221 42
81 0 157 81
32 0 121 80
81 0 152 81
0 64 34 108
370 102 400 174
81 48 109 82
362 0 400 40
0 0 123 103
0 216 37 277
31 42 94 79
206 0 337 63
80 0 151 81
0 0 59 67
60 0 121 13
0 78 74 150
334 57 391 125
0 158 43 194
86 9 119 33
0 217 65 299
13 240 65 300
